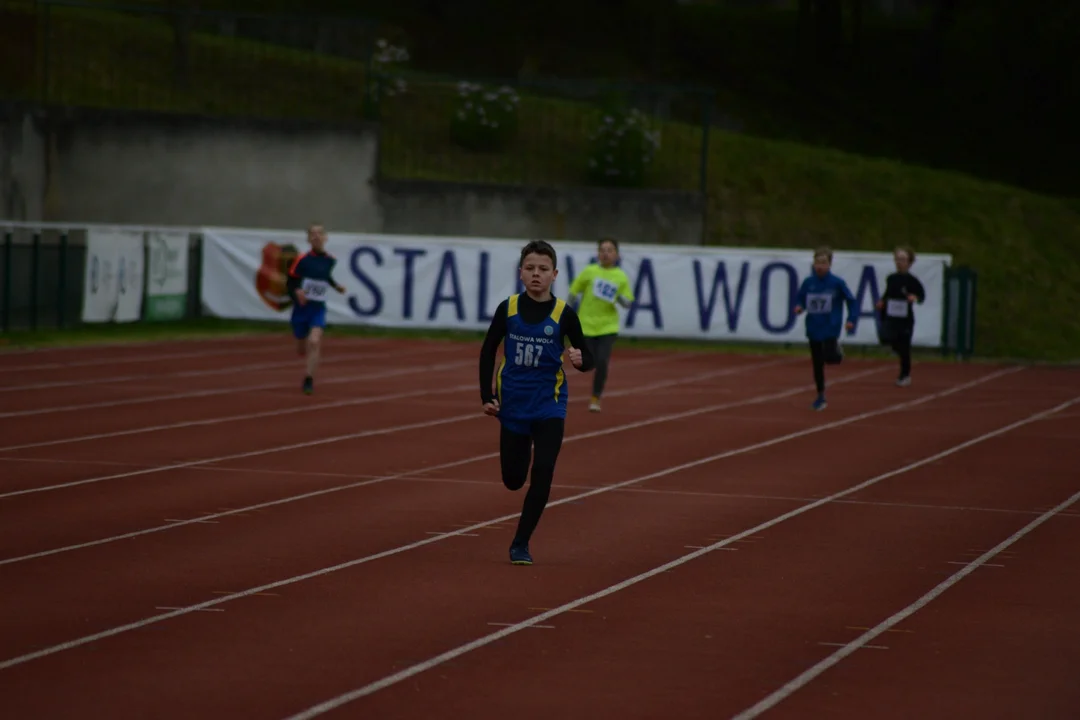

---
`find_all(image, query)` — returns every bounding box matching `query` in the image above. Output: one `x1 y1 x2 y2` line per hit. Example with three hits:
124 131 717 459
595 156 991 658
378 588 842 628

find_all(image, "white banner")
81 228 145 323
200 228 951 347
144 231 190 321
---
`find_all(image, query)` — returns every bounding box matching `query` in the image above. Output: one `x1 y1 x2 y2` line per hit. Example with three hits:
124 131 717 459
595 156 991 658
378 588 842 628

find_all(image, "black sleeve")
882 273 899 299
911 275 926 302
329 260 343 291
479 300 509 404
286 272 301 302
559 306 595 372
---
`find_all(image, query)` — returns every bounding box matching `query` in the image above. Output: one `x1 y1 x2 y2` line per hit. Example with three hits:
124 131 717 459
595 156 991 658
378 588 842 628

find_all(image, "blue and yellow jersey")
496 294 571 423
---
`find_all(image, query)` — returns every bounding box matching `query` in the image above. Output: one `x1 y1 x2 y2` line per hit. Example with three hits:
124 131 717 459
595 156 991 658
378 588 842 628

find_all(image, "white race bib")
806 292 833 314
592 277 620 304
302 278 329 301
886 299 909 318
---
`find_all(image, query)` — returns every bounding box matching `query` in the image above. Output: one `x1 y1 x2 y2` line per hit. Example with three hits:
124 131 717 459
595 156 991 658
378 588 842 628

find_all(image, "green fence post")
961 267 977 358
941 265 977 359
57 231 68 328
192 233 203 319
1 231 11 333
30 232 41 331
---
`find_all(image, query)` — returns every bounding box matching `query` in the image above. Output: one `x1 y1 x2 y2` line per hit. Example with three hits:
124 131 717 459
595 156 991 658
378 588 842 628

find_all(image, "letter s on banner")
349 246 384 317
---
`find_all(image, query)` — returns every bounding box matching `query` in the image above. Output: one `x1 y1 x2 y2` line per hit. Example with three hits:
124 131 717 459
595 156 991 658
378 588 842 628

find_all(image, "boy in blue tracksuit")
793 247 858 411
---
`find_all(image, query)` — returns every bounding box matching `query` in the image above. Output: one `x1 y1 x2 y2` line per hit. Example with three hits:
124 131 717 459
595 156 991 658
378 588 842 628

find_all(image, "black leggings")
500 418 565 546
808 339 843 393
584 334 618 397
891 332 912 378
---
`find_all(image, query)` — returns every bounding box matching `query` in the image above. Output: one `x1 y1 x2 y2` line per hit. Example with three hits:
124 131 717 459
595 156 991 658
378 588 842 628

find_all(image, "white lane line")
0 360 475 419
946 561 1004 568
0 336 306 371
0 369 1021 671
0 347 729 421
817 642 888 651
0 364 874 558
0 384 474 452
0 349 407 393
730 485 1080 719
0 358 787 496
154 606 225 613
0 352 690 451
281 392 1078 720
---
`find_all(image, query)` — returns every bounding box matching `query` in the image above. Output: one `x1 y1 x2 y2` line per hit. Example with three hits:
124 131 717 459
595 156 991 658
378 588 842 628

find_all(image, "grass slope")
3 2 1078 360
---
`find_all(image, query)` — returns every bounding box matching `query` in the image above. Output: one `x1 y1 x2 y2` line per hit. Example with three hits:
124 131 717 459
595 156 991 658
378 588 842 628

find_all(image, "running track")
1 335 1078 719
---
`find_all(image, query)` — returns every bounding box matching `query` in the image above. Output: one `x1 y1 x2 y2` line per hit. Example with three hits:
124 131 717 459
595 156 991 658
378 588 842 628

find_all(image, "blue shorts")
291 302 327 339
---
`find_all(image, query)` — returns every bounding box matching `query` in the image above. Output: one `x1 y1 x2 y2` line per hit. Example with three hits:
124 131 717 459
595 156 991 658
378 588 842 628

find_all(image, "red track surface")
1 335 1079 719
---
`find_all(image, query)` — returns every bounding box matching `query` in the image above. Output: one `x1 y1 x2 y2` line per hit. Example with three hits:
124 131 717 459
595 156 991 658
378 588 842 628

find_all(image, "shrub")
365 38 409 119
449 82 520 152
586 107 662 188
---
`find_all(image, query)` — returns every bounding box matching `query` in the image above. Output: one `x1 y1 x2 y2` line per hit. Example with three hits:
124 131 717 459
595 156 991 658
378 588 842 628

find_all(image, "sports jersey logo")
255 242 299 311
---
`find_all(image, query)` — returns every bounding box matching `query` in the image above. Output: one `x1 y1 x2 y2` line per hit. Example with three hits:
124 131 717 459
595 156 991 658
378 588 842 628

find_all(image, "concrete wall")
0 108 46 222
1 106 704 245
377 178 703 245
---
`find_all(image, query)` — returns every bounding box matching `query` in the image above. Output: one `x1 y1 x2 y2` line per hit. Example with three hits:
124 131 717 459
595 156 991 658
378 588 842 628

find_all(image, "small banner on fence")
81 228 145 323
144 231 190 321
200 228 952 347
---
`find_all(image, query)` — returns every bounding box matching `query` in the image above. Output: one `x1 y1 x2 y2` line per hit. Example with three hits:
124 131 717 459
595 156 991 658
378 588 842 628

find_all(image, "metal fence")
0 0 379 123
0 223 203 332
0 0 717 194
375 74 715 195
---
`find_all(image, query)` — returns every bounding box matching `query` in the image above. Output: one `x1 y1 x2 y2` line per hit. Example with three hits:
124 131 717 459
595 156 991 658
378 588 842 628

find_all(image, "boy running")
875 245 926 386
793 246 857 411
568 237 634 412
478 240 595 566
285 223 345 394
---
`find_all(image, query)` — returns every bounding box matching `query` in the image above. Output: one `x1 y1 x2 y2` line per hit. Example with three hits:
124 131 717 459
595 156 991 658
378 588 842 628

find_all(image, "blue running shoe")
509 542 533 566
812 395 827 411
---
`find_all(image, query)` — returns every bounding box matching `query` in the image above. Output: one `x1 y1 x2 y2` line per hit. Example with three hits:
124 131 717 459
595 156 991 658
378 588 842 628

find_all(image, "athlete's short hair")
519 240 557 269
895 245 916 264
599 236 619 252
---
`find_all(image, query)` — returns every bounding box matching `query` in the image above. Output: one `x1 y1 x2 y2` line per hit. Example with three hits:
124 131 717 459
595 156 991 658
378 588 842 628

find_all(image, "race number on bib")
592 277 619 304
885 299 909 318
302 278 329 301
806 292 833 314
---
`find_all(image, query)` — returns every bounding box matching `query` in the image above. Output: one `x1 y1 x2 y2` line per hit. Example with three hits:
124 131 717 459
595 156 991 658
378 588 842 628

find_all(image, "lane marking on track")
844 626 913 634
0 363 870 562
0 384 475 452
732 467 1080 719
0 358 790 497
0 360 476 419
0 348 410 393
817 642 888 650
277 390 1080 720
0 368 1023 672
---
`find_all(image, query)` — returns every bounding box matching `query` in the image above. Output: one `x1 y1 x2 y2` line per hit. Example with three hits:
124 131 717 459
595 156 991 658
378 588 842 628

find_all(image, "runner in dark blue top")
479 240 594 566
794 246 857 411
285 224 345 394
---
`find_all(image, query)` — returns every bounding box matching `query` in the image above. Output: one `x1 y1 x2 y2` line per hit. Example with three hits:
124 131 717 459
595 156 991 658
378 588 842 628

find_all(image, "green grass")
2 1 369 121
3 3 1079 361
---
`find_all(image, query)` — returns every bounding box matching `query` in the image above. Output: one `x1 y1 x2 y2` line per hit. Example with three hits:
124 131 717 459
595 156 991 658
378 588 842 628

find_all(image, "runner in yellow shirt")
568 237 635 412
